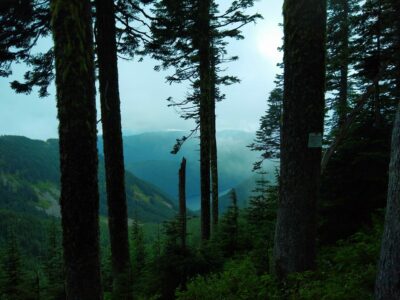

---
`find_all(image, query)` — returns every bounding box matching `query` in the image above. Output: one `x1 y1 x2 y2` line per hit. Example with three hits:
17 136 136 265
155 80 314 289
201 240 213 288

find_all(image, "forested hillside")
0 136 177 222
0 0 399 299
112 131 274 209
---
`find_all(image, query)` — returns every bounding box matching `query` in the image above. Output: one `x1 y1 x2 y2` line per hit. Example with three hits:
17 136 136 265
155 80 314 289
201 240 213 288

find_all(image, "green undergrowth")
177 220 382 300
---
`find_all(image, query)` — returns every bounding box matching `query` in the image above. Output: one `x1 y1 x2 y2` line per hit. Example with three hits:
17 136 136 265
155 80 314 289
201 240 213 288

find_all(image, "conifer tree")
246 173 278 274
218 189 239 257
131 216 145 279
320 0 400 242
248 38 283 170
326 0 359 127
246 173 278 242
0 0 52 94
101 246 114 296
179 157 187 249
153 222 162 260
152 218 189 300
248 74 283 170
198 0 212 241
44 222 64 299
1 2 148 296
51 0 103 298
375 104 400 300
374 1 400 298
352 0 397 122
95 0 133 298
149 0 260 240
274 0 327 276
1 230 22 299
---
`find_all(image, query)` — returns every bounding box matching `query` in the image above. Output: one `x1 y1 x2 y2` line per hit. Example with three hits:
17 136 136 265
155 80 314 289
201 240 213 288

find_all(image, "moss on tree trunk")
51 0 103 298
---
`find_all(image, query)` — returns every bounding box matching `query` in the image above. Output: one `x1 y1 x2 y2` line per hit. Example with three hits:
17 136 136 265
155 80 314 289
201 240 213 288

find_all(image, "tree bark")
51 0 103 298
179 157 187 249
375 104 400 300
95 0 132 298
274 0 327 276
210 105 218 230
198 0 211 241
374 0 382 126
337 0 349 126
375 1 400 297
210 45 219 230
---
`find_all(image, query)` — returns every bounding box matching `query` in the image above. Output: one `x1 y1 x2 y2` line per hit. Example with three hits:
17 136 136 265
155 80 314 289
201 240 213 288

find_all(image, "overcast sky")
0 0 283 140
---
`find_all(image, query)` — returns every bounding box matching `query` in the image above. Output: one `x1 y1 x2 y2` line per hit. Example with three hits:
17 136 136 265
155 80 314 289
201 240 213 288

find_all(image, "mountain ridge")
104 130 264 209
0 135 177 223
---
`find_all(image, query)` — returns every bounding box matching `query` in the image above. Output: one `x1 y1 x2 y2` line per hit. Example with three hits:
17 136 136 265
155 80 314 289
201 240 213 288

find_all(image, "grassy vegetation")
177 219 382 299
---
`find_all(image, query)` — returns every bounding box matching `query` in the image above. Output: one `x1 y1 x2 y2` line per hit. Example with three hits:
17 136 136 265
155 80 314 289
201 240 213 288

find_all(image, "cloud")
0 0 284 139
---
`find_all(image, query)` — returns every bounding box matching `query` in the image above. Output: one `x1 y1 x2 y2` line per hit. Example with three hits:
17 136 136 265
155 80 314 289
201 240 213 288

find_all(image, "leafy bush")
176 258 280 299
177 220 382 300
287 221 382 300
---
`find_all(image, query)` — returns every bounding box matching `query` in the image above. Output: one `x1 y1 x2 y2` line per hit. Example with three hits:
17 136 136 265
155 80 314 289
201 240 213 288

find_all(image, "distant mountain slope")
100 130 269 209
218 167 277 211
0 135 177 223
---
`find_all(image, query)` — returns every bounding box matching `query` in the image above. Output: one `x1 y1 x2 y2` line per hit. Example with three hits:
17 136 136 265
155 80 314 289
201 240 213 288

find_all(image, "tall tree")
210 43 219 229
326 0 358 127
352 0 397 123
0 0 51 92
375 1 400 298
197 0 212 241
1 1 146 296
273 0 327 276
1 230 22 299
130 211 145 296
246 172 278 274
248 74 283 170
217 189 239 258
179 157 187 249
131 216 145 279
321 0 358 172
374 104 400 300
95 0 132 298
320 0 399 243
355 0 384 126
50 0 103 298
44 222 65 299
149 0 260 240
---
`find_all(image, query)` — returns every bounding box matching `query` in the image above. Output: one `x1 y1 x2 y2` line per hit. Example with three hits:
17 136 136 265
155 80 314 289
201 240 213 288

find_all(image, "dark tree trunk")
274 0 327 276
375 1 400 297
179 157 187 249
210 46 219 230
95 0 132 298
198 0 211 241
51 0 103 298
374 0 382 127
375 104 400 300
210 103 218 230
337 0 349 126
